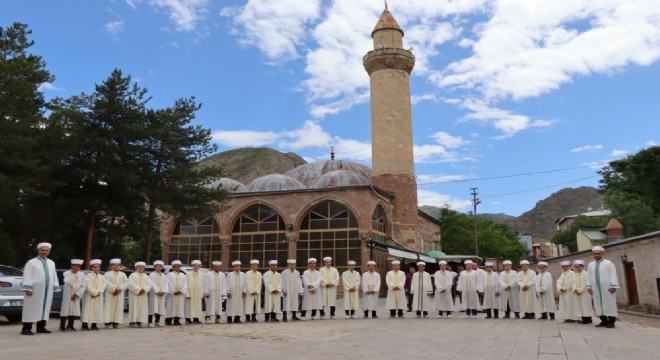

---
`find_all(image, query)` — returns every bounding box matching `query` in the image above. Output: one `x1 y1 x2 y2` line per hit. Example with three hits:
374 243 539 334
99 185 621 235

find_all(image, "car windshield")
0 265 23 276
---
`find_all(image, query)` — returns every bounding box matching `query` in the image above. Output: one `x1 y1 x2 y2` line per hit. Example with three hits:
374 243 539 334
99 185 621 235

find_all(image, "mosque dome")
207 178 246 193
309 170 371 189
244 174 306 192
285 160 372 187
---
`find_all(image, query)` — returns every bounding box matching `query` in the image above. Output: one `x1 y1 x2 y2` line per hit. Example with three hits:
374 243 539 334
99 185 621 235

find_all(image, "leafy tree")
604 191 659 237
552 215 610 253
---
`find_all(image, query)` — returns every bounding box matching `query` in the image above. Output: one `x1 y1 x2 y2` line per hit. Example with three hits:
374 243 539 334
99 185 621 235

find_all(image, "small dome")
285 160 371 187
310 170 371 189
207 178 246 193
372 9 403 36
244 174 306 192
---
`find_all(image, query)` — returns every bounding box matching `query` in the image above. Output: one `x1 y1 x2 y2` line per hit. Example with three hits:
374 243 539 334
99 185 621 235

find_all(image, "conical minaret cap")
371 9 404 37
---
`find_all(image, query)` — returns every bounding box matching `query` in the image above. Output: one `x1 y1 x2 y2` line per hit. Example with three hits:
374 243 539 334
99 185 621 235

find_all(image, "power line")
480 175 600 198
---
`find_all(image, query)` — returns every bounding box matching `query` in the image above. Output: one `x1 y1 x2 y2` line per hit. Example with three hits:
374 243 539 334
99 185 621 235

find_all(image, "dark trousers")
406 292 413 310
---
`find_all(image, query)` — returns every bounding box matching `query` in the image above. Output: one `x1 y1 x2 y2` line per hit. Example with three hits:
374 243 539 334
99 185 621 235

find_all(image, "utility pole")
470 187 481 257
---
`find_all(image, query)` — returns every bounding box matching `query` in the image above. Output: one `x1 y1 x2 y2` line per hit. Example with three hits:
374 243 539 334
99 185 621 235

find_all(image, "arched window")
297 201 360 272
169 217 221 265
230 204 287 269
371 205 388 242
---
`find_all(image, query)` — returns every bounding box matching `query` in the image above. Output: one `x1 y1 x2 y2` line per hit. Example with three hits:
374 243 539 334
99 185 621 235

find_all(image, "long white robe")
499 270 520 313
21 257 61 323
457 270 482 310
127 272 152 323
556 270 577 321
536 271 555 313
281 269 303 312
302 269 322 311
245 270 262 315
148 271 169 316
166 271 187 318
206 270 227 317
342 270 361 311
475 268 486 310
587 259 619 317
82 272 106 324
185 270 207 319
483 271 501 310
362 271 381 311
385 270 406 310
573 270 593 318
434 270 453 312
411 271 433 312
263 270 282 313
226 271 246 317
60 271 86 317
320 266 339 307
104 270 128 324
517 269 538 314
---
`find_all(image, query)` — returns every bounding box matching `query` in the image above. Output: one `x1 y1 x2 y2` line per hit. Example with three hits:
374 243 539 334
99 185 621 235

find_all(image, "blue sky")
4 0 659 216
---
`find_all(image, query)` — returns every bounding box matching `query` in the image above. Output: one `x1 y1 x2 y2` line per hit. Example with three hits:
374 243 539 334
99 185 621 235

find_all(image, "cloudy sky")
4 0 659 216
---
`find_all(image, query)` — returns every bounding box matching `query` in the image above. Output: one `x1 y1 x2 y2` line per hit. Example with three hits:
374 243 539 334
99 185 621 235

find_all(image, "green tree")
604 191 659 237
552 215 610 253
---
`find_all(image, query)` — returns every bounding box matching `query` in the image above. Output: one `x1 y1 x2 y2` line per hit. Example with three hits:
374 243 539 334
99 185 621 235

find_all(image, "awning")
388 248 418 260
418 254 437 263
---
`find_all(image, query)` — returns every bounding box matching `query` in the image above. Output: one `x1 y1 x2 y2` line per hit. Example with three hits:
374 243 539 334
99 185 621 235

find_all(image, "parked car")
0 265 24 322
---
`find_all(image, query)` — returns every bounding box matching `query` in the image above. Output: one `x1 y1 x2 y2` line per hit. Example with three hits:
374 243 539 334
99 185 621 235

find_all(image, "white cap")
191 260 202 266
268 260 278 266
574 260 585 266
485 262 494 267
560 261 571 266
171 260 182 266
592 245 605 252
250 259 259 265
37 242 52 250
323 257 332 262
110 258 121 265
90 259 102 266
464 260 473 265
520 260 530 265
308 258 317 263
287 259 297 264
135 261 146 267
416 261 425 266
391 260 400 265
503 260 512 265
347 260 356 266
538 261 548 267
232 260 242 266
153 260 164 266
367 260 376 266
71 259 84 265
212 261 222 266
438 260 447 265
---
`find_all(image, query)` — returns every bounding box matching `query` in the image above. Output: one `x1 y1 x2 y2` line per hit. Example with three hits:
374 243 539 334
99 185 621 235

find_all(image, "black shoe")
271 317 279 322
91 324 99 331
112 323 118 329
227 317 233 324
606 322 615 328
292 316 301 321
186 318 192 325
59 318 67 332
66 318 76 331
21 329 34 335
514 313 520 319
36 327 52 334
81 323 90 331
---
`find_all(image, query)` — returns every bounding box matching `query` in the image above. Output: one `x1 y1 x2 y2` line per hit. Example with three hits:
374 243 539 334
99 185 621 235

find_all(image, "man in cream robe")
263 260 282 322
148 260 169 327
499 260 520 319
411 262 433 318
301 258 322 320
185 260 207 324
482 262 501 319
386 260 406 318
104 258 127 328
245 259 262 323
281 259 303 322
59 259 86 332
556 260 577 322
128 262 152 327
517 260 538 319
226 261 246 324
82 259 106 331
434 261 454 318
342 261 361 319
536 262 555 320
457 261 483 319
166 260 187 326
205 261 226 324
362 261 381 319
587 246 620 328
572 260 593 324
20 242 61 335
319 256 340 319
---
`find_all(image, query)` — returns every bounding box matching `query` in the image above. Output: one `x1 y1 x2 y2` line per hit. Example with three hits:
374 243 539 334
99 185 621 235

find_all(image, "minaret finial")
384 0 389 10
330 146 335 160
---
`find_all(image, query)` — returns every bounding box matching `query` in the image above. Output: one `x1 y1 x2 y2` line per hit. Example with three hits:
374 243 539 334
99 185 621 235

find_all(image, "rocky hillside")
198 147 307 184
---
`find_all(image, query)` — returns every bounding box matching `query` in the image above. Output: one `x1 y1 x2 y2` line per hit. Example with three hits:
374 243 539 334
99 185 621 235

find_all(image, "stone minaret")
363 8 419 248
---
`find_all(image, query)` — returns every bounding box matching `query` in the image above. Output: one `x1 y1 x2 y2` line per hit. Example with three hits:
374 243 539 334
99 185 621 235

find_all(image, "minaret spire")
384 0 388 10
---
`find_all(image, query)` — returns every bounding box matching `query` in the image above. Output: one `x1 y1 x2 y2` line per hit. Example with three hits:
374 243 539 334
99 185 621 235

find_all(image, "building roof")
554 209 612 224
207 177 246 192
606 218 623 230
578 229 607 241
285 159 372 187
244 174 306 192
371 9 403 36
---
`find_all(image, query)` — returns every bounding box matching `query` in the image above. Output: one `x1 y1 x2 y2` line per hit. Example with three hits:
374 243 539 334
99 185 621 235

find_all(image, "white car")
0 265 24 322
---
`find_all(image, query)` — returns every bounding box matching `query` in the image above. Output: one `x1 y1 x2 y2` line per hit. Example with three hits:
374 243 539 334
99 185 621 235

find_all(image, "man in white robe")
81 259 106 331
411 262 433 319
482 262 501 319
319 256 339 319
226 260 246 324
434 261 454 318
59 259 85 332
499 260 520 319
587 246 620 328
104 258 127 328
205 261 226 324
301 258 322 320
362 260 381 319
244 259 262 323
556 260 577 322
128 262 152 327
281 259 303 322
517 260 538 319
474 261 487 311
572 260 593 324
263 260 282 322
536 262 555 320
185 260 207 324
148 260 169 327
457 260 483 319
386 260 406 318
342 261 361 319
165 260 187 326
20 242 61 335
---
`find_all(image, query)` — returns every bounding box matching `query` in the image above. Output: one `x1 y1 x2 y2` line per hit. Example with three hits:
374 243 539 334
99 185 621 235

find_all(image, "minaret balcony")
363 48 415 75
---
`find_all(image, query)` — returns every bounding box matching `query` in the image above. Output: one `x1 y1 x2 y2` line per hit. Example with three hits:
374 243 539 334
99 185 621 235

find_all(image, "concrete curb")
619 309 660 319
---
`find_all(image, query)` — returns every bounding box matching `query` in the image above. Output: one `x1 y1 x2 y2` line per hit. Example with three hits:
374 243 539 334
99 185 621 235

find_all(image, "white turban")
416 261 425 266
308 258 317 263
90 259 102 266
560 261 571 266
70 259 84 265
438 260 447 265
574 260 585 266
323 257 332 262
538 262 548 267
520 260 530 265
268 260 278 266
287 259 297 264
110 258 121 265
171 260 182 266
464 260 473 265
592 245 605 252
347 260 356 266
485 262 494 267
391 260 400 265
503 260 512 265
367 260 376 266
153 260 164 266
250 259 259 265
135 261 146 267
232 260 242 266
37 242 52 250
212 261 222 266
191 260 202 266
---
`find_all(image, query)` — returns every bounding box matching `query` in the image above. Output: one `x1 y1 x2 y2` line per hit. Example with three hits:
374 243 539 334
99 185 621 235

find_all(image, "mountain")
198 147 307 184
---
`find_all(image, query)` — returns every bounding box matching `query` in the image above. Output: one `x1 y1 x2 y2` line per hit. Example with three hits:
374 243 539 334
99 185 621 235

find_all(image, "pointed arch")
371 203 389 242
168 216 222 265
229 204 288 269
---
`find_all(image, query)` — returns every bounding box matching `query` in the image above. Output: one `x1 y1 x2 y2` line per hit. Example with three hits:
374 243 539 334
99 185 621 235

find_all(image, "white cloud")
132 0 208 31
417 174 469 184
582 160 609 170
104 20 125 36
431 131 469 148
413 144 473 163
278 120 332 150
647 140 658 147
570 144 603 153
38 82 64 92
212 129 281 147
417 189 472 210
460 98 553 138
411 93 438 105
609 149 629 158
332 137 372 161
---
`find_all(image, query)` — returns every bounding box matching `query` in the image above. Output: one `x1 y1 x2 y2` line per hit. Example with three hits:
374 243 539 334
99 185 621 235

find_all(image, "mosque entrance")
624 262 639 305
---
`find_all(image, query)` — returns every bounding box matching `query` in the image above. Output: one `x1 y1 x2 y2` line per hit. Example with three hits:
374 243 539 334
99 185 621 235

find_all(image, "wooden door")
624 262 639 305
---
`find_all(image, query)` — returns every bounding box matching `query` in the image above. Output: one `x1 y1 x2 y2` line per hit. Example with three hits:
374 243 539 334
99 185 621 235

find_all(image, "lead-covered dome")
207 178 246 193
285 160 371 187
244 174 306 192
309 170 371 189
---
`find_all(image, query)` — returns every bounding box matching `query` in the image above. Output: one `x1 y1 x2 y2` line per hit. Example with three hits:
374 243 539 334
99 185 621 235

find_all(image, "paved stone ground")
2 308 659 360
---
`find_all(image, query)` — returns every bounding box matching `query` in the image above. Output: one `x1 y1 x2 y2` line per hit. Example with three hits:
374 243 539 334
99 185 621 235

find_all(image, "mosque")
158 8 442 280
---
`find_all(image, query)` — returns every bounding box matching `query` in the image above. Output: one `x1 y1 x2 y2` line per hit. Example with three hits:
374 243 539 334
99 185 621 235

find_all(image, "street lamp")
366 238 375 260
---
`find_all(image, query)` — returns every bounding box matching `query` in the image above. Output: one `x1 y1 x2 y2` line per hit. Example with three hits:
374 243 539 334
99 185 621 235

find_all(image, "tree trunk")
84 212 96 270
144 202 157 263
